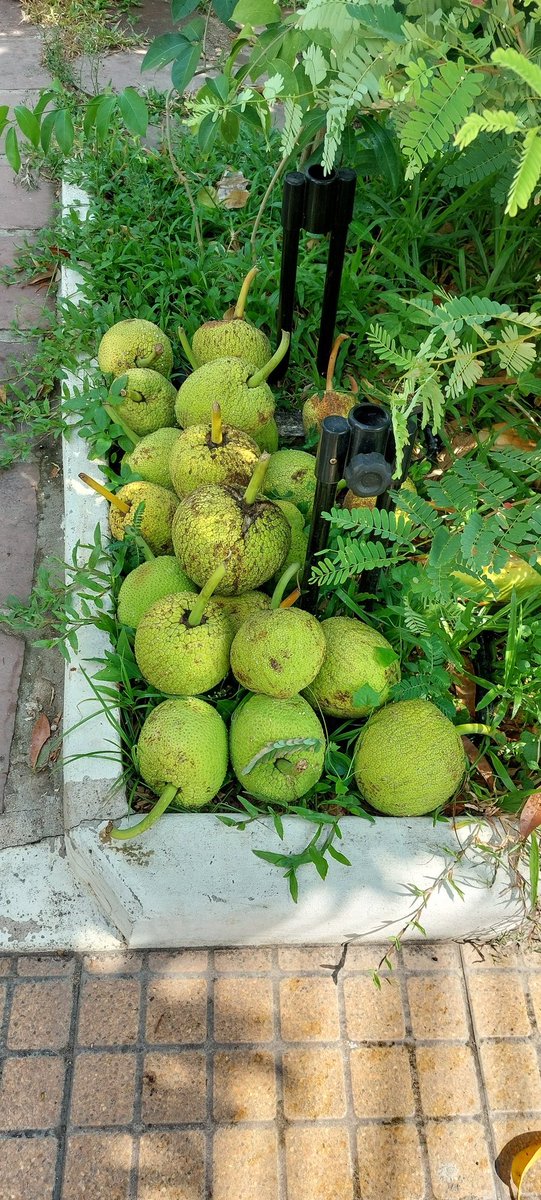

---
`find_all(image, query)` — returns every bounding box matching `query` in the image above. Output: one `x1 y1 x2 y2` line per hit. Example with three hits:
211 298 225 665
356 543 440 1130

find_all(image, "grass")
21 0 139 63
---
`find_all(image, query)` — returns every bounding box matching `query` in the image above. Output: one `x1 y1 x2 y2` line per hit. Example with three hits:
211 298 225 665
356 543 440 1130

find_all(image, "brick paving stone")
0 632 25 804
282 1047 347 1119
0 162 55 228
77 977 140 1046
214 947 272 972
356 1124 426 1200
0 0 31 34
0 1055 64 1129
141 1051 206 1124
0 956 12 975
0 461 39 603
343 973 405 1041
213 1127 279 1200
406 973 469 1040
0 1135 57 1200
138 1131 206 1200
82 951 143 974
527 973 541 1033
0 337 39 383
62 1133 133 1200
0 236 54 327
213 1049 276 1122
416 1044 481 1117
17 954 74 976
145 977 207 1044
279 976 340 1042
8 978 73 1049
425 1118 497 1200
277 946 341 972
285 1126 353 1200
0 35 50 85
350 1044 416 1119
70 1051 137 1126
467 970 531 1037
148 950 208 974
214 977 274 1043
480 1040 541 1113
0 982 6 1023
403 942 462 970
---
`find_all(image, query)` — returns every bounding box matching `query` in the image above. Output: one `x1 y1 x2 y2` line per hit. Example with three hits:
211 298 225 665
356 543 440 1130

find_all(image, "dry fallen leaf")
29 713 51 770
511 1139 541 1198
49 463 60 479
0 387 6 405
519 791 541 839
216 169 250 209
24 268 58 288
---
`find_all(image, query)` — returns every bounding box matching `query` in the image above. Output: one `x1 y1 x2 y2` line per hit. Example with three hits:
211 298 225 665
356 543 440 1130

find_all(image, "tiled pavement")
2 942 541 1199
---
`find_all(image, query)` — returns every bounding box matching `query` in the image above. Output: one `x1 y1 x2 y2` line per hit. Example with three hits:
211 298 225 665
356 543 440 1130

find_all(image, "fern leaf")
446 345 484 399
495 324 538 374
345 3 405 42
492 47 541 98
400 58 483 177
302 44 328 87
506 128 541 216
327 505 418 543
442 134 510 188
322 45 382 173
242 738 322 775
280 98 303 158
455 108 523 149
296 0 357 44
367 323 414 369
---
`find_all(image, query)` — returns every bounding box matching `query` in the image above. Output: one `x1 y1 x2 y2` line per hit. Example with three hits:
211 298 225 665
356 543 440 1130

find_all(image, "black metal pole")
302 415 351 611
270 172 306 385
317 169 357 375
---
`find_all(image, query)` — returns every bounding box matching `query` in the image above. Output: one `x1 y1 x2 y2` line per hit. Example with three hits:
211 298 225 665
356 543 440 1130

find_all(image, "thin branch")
250 153 291 262
164 89 204 253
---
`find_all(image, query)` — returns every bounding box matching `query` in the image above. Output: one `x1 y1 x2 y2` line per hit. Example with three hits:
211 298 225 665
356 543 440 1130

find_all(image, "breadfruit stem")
134 535 155 562
280 586 301 609
79 472 130 513
456 723 495 736
103 404 140 447
178 327 198 371
188 562 227 627
346 374 359 395
109 783 178 841
234 266 258 319
271 562 302 609
243 454 270 504
326 333 350 394
211 402 223 445
136 344 163 368
247 330 290 389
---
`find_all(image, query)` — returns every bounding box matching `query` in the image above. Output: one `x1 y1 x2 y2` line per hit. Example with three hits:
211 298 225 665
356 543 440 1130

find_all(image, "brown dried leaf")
462 737 495 791
451 657 476 718
520 791 541 839
216 170 250 209
0 387 6 405
29 713 51 770
49 463 61 479
24 268 58 288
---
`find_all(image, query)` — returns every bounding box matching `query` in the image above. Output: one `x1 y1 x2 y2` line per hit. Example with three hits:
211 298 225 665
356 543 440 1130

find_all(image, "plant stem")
79 472 130 513
271 562 302 609
234 266 258 319
135 348 162 369
456 723 495 736
104 404 140 446
250 153 292 262
243 454 270 504
188 562 227 627
134 535 155 562
109 783 178 840
164 89 204 252
178 327 198 371
248 331 290 389
280 586 301 609
211 402 223 445
326 333 350 394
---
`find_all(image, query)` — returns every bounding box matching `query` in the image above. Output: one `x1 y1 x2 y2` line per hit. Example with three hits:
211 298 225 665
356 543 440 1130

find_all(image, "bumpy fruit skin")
98 319 173 378
230 608 326 699
109 482 178 555
112 368 177 436
302 390 354 437
134 592 233 695
305 616 400 718
230 694 325 802
214 590 271 636
273 501 307 581
169 423 259 498
172 483 291 596
137 697 228 809
124 428 182 489
263 449 316 515
353 699 466 816
117 557 194 629
253 417 279 453
175 358 275 441
192 319 271 370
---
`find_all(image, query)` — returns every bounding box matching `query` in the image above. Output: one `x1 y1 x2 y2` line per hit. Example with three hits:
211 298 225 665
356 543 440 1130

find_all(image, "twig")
250 153 291 262
164 89 204 253
507 0 528 54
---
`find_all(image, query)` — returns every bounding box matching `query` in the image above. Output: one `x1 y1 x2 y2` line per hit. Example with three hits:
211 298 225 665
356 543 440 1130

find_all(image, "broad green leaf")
171 40 202 92
94 95 117 143
118 88 148 137
264 58 298 95
142 32 192 71
34 90 57 117
0 105 9 138
220 110 240 142
171 0 199 20
197 110 219 152
14 105 40 148
530 833 539 909
232 0 280 25
54 108 75 154
212 0 238 21
40 108 58 153
5 126 21 173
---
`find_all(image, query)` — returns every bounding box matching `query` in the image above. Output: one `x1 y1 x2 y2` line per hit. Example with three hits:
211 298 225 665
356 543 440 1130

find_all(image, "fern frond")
310 539 391 586
506 128 541 216
442 134 510 188
345 3 405 42
492 47 541 97
326 505 418 543
302 44 329 87
280 99 303 158
382 490 441 533
455 108 523 149
435 294 514 328
322 45 382 173
495 324 538 374
446 344 484 399
296 0 358 43
367 323 415 369
242 738 322 775
400 58 483 177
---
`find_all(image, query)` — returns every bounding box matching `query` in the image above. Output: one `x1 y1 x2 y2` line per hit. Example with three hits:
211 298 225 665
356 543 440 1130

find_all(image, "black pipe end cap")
344 451 393 498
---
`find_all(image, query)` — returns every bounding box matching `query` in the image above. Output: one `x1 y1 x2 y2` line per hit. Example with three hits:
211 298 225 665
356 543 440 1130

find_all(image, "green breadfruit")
263 449 317 515
117 557 194 629
134 591 233 695
253 417 279 453
230 693 325 802
230 607 326 699
214 590 271 636
109 482 178 555
305 616 400 718
191 268 271 369
137 697 228 809
169 421 259 498
98 319 173 378
172 481 291 596
175 357 275 441
123 428 182 489
111 368 177 436
354 699 466 816
273 501 307 582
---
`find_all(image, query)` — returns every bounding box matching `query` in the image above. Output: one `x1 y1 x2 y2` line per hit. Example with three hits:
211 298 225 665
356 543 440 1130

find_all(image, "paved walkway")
1 942 540 1199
